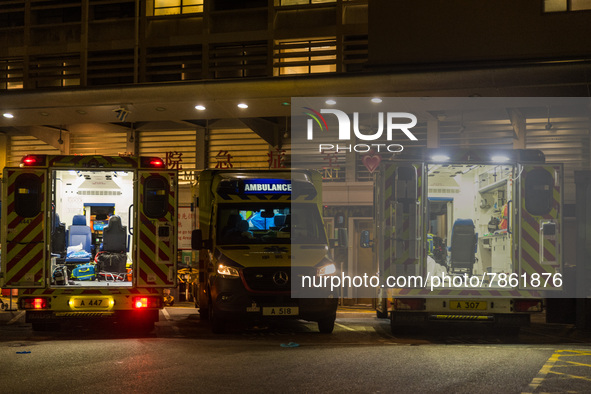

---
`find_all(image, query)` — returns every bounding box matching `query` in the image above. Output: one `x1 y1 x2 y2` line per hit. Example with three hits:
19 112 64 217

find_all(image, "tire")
31 321 60 332
376 299 389 319
132 319 155 333
317 315 336 334
119 311 157 334
209 299 225 334
390 313 415 335
199 306 210 320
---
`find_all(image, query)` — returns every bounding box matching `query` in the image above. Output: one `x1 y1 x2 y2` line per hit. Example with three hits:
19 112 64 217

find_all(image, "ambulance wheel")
209 300 225 334
317 315 336 334
199 306 209 320
32 322 60 332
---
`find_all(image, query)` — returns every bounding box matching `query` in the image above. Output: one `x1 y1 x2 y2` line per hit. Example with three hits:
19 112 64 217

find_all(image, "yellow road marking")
564 360 591 368
523 350 591 393
523 352 560 394
547 370 591 382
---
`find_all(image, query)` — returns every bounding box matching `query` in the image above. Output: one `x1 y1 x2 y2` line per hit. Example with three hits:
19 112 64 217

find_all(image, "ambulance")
0 154 177 331
368 148 562 333
191 169 339 333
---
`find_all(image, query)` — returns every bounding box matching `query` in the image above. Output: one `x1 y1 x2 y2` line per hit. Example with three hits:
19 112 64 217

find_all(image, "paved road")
1 301 590 393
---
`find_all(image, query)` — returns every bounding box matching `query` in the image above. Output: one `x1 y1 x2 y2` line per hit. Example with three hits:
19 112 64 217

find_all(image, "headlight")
217 263 240 277
318 262 336 276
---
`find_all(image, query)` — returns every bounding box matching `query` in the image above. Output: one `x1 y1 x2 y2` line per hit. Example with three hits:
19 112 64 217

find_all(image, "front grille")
241 267 318 292
242 267 292 292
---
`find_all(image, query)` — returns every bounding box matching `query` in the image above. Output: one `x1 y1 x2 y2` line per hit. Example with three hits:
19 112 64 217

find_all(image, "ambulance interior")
426 163 513 285
50 170 135 287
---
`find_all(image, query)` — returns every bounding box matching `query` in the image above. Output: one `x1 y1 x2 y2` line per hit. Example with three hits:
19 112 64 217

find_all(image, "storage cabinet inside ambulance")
50 170 135 287
425 163 515 285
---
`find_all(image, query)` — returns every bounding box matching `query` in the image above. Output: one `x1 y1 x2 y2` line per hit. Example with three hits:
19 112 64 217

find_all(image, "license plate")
71 297 111 309
449 300 487 310
262 307 299 316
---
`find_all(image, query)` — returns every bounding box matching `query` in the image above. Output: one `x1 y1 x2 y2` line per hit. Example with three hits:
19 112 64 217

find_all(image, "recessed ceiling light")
195 105 206 111
371 98 382 104
76 110 87 114
3 113 14 118
40 111 50 116
155 107 166 111
237 103 248 109
325 99 336 105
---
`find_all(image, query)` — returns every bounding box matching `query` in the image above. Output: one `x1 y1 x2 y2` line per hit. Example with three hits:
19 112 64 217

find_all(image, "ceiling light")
325 99 336 105
76 110 87 115
155 107 166 111
491 155 510 163
371 98 382 104
3 113 14 118
195 105 206 111
237 103 248 109
431 154 450 162
40 111 49 116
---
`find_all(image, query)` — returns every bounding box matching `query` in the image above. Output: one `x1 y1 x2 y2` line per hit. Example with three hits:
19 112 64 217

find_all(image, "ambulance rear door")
136 170 178 287
379 162 425 281
1 168 47 288
517 164 563 291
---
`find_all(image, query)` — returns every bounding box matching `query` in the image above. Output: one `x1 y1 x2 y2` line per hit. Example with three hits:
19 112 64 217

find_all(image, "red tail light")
393 298 425 311
21 155 46 166
132 296 162 309
20 297 50 310
514 299 542 312
141 157 165 168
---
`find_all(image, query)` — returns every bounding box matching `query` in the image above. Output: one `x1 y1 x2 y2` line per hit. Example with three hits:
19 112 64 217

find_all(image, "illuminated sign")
243 179 291 194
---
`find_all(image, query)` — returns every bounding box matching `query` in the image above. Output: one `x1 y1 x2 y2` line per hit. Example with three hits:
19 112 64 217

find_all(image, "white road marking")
335 322 356 332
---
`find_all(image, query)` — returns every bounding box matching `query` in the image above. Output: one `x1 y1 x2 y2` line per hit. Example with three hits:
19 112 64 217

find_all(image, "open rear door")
1 168 47 288
517 164 563 291
136 170 178 287
379 162 425 280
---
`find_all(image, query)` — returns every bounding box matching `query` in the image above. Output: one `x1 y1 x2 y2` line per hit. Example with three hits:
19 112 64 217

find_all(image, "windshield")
216 203 326 245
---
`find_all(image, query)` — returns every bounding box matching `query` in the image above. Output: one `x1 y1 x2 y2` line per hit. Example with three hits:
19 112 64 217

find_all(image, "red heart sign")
362 154 381 173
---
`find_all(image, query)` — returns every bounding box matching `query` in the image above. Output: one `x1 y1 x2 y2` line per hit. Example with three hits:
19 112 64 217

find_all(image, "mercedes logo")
272 271 289 286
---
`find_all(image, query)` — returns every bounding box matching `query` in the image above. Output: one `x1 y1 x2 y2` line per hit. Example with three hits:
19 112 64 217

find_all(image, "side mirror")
360 230 372 248
191 229 203 250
